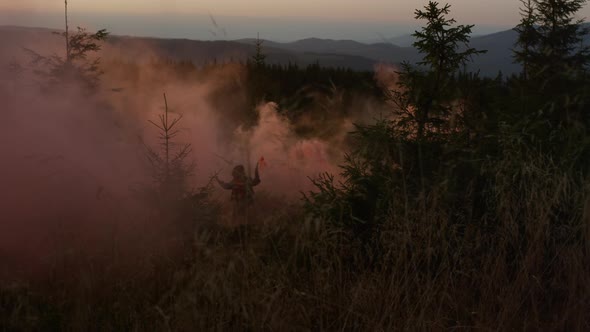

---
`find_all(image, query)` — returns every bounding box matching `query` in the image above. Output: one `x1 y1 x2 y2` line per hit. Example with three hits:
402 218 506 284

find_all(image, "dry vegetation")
2 161 589 331
2 1 590 331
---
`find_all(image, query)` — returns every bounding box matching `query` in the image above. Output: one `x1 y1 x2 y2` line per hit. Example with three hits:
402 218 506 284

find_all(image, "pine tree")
252 33 267 68
145 93 194 204
521 0 589 85
512 0 590 126
413 2 483 76
397 1 485 139
25 0 109 90
513 0 540 80
245 33 268 128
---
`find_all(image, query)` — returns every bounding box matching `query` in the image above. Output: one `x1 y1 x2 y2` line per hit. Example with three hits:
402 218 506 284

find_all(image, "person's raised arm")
252 163 261 186
215 176 234 190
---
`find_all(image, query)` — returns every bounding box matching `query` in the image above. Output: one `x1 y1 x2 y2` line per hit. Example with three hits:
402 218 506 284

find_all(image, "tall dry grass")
2 150 588 331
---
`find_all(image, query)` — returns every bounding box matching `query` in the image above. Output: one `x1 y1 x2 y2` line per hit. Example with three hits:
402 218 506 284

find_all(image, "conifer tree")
145 93 194 204
516 0 590 85
512 0 590 127
252 33 267 68
26 0 109 90
397 1 485 139
513 0 539 80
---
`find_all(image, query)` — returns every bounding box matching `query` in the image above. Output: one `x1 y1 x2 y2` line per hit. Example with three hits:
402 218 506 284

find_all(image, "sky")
2 0 590 41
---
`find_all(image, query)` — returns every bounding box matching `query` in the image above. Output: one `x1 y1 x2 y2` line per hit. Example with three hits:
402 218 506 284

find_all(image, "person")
215 163 261 219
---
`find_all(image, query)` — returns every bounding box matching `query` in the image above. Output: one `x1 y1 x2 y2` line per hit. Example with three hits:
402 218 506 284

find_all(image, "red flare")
258 156 267 170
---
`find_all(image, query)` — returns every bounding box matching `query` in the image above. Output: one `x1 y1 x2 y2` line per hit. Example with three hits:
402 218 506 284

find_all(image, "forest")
1 0 590 330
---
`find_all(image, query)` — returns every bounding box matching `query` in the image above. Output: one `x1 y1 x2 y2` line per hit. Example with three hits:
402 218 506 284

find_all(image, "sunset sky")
2 0 590 41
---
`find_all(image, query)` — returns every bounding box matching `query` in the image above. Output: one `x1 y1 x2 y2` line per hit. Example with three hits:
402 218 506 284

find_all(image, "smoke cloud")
0 31 378 280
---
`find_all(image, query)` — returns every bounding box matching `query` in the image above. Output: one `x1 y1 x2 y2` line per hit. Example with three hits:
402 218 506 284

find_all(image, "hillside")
0 26 377 71
238 30 524 76
6 24 590 76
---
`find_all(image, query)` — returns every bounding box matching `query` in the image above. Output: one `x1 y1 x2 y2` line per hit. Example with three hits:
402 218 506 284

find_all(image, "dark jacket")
217 165 261 203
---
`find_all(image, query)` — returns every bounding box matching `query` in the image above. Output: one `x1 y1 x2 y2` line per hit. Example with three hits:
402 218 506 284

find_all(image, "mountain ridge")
8 24 589 76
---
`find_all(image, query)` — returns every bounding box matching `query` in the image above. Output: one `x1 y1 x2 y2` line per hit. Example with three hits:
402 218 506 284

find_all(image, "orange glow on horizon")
4 0 587 26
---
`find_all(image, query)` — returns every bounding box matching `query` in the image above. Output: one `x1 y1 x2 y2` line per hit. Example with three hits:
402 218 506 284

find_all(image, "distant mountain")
468 29 521 77
239 38 420 65
384 34 416 47
107 35 378 71
237 29 543 76
0 26 378 71
4 24 590 77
